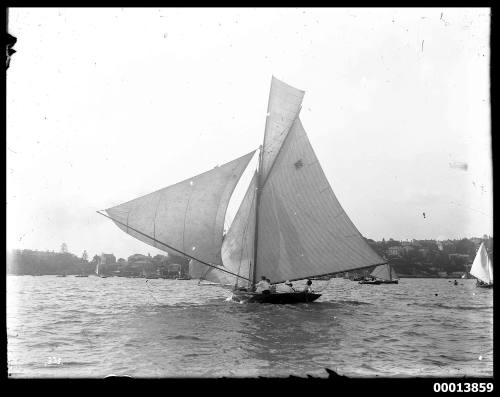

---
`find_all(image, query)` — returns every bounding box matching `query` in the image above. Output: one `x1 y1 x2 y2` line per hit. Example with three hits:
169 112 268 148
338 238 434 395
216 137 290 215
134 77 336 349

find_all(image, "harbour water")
7 275 493 378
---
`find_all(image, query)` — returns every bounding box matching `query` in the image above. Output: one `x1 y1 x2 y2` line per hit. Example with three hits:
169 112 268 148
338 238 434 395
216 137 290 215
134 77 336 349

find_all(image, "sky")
7 7 492 259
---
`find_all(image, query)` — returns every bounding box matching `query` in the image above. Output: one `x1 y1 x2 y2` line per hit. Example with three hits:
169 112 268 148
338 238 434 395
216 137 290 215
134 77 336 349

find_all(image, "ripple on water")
7 276 493 377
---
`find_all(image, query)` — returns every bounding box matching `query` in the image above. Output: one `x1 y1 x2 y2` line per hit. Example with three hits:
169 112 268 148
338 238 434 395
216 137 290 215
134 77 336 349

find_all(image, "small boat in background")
470 242 493 289
95 262 110 278
359 278 381 285
369 264 399 284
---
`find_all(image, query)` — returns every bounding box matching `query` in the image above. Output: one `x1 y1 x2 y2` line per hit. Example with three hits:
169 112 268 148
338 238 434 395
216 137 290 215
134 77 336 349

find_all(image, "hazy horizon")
6 234 493 261
7 8 492 259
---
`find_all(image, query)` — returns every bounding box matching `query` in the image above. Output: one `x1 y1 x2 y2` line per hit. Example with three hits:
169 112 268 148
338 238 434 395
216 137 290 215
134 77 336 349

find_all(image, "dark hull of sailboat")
377 280 398 284
476 283 493 289
359 280 381 285
231 291 321 304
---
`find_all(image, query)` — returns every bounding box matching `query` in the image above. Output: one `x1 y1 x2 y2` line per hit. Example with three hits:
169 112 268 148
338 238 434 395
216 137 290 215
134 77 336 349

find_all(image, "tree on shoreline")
60 243 68 253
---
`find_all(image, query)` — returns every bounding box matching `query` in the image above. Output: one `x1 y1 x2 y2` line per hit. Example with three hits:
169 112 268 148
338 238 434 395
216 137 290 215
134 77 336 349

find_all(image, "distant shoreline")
7 273 471 280
398 275 471 279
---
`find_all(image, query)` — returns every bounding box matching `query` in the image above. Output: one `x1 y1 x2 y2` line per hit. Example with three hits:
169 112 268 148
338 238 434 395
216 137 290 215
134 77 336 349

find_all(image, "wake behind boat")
99 77 386 304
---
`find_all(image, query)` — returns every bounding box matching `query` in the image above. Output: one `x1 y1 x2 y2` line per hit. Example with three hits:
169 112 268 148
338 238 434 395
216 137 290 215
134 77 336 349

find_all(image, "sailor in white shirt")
255 276 270 293
282 280 295 293
303 279 313 293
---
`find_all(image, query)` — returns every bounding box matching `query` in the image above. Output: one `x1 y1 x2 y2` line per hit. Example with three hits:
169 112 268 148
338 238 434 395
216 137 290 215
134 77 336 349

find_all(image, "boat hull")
359 280 381 285
476 283 493 289
377 280 398 284
231 291 321 304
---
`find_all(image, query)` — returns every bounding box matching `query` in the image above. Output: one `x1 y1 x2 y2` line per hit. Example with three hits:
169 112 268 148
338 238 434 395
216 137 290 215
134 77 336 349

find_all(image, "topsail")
260 77 305 181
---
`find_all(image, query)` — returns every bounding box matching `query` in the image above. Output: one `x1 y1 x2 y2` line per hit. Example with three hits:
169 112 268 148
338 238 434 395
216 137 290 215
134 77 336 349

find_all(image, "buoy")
479 356 483 361
435 293 438 296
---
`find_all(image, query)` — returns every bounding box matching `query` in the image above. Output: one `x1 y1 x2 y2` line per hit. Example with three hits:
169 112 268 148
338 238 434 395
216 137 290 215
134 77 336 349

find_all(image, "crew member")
267 278 276 293
303 279 313 293
282 280 295 292
255 276 270 293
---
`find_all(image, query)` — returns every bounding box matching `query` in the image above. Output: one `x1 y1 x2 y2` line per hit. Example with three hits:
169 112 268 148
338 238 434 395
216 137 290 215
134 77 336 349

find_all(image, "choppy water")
7 275 493 378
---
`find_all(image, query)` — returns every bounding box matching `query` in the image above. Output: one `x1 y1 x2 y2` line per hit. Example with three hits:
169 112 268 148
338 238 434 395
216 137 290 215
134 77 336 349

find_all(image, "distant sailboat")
368 264 399 284
99 76 386 304
470 242 493 289
95 261 109 278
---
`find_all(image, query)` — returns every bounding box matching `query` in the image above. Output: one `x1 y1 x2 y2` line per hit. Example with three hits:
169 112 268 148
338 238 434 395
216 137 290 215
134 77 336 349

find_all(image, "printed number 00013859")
433 383 493 392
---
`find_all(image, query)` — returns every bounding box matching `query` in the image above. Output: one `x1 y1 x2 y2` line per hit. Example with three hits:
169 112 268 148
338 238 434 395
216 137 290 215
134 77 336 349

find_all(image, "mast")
252 145 264 286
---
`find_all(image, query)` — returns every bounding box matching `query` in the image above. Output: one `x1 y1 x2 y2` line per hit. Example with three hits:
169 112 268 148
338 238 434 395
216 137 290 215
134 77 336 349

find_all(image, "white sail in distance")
106 151 255 266
470 242 493 284
255 116 385 283
371 264 398 281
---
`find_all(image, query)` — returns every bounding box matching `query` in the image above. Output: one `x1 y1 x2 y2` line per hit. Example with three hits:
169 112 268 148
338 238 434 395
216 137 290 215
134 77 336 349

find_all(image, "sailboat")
95 261 109 278
362 263 399 284
470 242 493 289
99 76 386 304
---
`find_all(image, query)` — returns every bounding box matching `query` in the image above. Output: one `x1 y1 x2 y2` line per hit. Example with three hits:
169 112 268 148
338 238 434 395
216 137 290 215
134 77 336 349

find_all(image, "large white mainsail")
470 242 493 284
370 264 398 281
253 78 385 284
106 151 255 267
255 118 385 283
